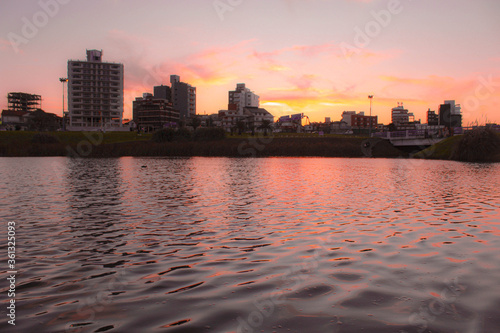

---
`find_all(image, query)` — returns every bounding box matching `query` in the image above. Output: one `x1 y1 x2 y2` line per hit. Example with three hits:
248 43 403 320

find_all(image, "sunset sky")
1 0 499 125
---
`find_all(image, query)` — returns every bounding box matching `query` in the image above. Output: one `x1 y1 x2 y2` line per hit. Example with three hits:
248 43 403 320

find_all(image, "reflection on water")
0 157 499 333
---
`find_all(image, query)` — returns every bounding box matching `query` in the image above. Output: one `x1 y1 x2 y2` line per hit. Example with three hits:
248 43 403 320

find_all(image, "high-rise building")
228 83 259 114
170 75 196 120
439 100 462 128
67 49 124 129
8 92 42 112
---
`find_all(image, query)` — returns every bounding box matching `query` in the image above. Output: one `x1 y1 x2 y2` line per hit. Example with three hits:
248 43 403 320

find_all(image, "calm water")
1 157 499 333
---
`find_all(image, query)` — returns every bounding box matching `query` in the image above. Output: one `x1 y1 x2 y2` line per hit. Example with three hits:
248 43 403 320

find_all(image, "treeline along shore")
1 127 499 162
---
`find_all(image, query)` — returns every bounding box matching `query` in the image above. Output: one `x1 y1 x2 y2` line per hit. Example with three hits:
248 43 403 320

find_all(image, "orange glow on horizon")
1 2 499 126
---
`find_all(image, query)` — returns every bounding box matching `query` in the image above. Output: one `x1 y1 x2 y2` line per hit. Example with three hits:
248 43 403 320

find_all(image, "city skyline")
1 0 500 125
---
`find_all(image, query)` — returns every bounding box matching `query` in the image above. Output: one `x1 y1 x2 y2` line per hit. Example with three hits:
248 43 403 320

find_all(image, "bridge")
373 129 446 147
373 126 500 147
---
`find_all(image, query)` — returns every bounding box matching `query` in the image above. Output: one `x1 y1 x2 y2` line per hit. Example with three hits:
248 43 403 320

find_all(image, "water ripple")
0 157 499 332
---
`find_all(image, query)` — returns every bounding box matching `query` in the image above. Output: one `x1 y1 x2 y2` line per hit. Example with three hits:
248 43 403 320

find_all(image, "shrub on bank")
31 133 60 144
151 128 176 142
152 127 226 143
193 127 226 141
176 127 192 140
451 127 500 162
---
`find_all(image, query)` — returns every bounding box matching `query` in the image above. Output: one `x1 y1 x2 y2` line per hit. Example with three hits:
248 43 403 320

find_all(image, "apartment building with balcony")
67 50 124 130
228 83 259 115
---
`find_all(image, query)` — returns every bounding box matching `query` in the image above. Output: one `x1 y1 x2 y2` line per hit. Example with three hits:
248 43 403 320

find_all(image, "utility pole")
368 95 374 137
60 78 68 131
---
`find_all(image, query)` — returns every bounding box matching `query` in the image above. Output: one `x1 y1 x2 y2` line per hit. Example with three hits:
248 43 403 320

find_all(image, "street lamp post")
60 78 68 131
368 95 374 137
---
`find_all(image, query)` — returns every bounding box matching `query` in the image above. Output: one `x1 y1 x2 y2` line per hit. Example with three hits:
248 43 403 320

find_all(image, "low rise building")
427 109 439 126
1 110 30 130
199 114 221 128
342 111 377 129
218 109 247 133
243 107 274 132
133 93 179 132
27 109 62 131
330 120 351 134
391 103 420 130
218 107 273 133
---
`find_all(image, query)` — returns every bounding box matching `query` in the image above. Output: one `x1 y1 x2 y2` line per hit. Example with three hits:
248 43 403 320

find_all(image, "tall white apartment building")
67 50 124 129
228 83 259 114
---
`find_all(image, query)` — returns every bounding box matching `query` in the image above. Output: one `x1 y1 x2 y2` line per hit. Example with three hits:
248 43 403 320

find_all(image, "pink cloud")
102 29 500 125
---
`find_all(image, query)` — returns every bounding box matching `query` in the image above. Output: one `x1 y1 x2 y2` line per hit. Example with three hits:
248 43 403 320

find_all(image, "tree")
258 119 272 136
320 124 331 134
236 119 246 135
190 116 201 130
27 109 61 131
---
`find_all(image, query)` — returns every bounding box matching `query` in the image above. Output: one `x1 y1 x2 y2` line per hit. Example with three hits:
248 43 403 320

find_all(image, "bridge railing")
373 126 499 140
374 130 432 139
373 132 388 138
373 129 444 140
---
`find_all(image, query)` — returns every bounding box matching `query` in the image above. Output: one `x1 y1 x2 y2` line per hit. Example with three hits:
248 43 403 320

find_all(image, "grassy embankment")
414 127 500 163
0 131 151 157
0 131 404 158
3 128 499 161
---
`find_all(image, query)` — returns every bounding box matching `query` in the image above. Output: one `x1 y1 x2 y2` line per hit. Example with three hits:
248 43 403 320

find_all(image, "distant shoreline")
0 131 404 159
1 130 499 162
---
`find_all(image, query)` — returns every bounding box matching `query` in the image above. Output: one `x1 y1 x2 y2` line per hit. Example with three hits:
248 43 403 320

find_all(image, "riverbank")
0 131 404 158
2 129 499 161
414 127 500 163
